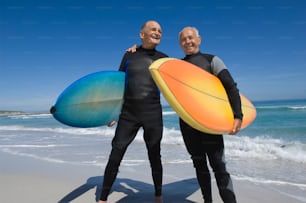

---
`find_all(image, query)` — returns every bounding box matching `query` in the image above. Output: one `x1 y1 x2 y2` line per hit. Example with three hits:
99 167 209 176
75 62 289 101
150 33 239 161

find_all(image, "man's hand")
229 118 242 135
107 120 116 127
126 44 138 53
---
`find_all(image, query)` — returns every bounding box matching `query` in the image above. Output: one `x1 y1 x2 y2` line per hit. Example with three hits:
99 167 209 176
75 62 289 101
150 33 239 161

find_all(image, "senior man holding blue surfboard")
51 21 167 203
98 20 167 203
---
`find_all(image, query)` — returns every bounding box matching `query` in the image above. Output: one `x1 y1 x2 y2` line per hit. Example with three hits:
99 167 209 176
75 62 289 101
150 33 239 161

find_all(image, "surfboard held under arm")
149 58 256 134
50 71 125 128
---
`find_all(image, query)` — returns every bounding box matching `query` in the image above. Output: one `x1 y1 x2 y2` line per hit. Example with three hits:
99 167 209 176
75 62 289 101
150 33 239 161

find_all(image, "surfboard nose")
50 106 56 114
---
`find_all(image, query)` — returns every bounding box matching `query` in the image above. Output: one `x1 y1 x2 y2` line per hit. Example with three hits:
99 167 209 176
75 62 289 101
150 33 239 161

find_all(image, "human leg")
142 105 163 198
207 136 236 203
99 116 140 201
179 119 213 202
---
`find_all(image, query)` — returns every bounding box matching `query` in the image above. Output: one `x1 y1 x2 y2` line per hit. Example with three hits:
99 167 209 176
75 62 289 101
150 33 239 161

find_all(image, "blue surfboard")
50 71 125 128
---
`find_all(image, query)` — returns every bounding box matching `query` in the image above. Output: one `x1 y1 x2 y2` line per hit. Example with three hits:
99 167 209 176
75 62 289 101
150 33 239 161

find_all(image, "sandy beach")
1 151 304 203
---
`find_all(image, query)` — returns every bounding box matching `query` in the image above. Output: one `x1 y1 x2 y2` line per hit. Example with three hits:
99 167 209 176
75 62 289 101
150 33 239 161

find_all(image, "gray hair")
179 26 200 38
140 20 158 31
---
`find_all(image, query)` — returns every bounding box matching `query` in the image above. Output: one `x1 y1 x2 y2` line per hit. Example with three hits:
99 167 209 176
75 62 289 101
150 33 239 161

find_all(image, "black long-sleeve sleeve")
217 69 243 120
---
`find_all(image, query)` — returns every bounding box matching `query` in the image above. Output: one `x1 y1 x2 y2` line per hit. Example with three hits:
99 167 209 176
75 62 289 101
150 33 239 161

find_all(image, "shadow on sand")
58 176 200 203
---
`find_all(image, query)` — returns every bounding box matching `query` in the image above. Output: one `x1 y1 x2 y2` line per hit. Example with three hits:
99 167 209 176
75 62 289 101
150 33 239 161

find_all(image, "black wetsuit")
180 52 243 203
99 46 167 201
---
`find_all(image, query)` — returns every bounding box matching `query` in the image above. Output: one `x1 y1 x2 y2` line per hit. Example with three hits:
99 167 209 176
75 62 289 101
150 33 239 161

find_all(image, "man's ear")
139 31 144 40
198 36 202 45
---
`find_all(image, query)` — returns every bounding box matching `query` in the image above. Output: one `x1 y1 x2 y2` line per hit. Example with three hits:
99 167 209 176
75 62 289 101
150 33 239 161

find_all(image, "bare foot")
155 196 163 203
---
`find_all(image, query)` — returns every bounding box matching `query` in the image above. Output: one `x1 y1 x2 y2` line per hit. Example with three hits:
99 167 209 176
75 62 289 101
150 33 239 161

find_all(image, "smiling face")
140 21 162 49
179 27 201 55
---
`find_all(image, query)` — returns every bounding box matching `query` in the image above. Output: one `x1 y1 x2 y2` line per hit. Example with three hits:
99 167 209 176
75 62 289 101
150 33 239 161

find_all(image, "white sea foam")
162 127 184 145
233 175 306 190
289 106 306 110
165 159 192 164
225 135 306 163
162 111 176 115
162 128 306 164
2 148 67 164
0 144 69 148
0 125 114 136
8 113 52 119
256 105 306 110
121 159 147 166
1 124 305 163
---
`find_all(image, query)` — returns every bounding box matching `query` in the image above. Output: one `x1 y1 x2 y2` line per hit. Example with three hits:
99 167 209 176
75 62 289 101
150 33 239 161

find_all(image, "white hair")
178 26 200 38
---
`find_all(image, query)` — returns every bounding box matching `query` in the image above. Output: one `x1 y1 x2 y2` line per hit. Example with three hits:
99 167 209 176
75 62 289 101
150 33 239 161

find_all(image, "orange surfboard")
149 58 256 134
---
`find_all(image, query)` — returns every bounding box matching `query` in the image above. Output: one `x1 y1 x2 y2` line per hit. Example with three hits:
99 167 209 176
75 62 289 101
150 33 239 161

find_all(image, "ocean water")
1 99 306 201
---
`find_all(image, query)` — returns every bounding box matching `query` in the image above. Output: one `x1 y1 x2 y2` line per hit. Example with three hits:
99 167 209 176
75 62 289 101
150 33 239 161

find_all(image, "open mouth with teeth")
151 35 161 40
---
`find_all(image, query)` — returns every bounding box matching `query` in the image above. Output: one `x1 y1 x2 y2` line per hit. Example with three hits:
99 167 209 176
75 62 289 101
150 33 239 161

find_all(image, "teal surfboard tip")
50 106 56 114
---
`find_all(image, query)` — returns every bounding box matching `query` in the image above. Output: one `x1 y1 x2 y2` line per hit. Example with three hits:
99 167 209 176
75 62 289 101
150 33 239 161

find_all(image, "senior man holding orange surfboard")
177 27 240 203
150 27 243 203
149 27 256 203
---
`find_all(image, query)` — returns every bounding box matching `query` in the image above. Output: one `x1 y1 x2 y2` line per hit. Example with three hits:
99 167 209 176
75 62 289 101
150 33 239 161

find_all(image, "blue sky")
1 0 306 111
